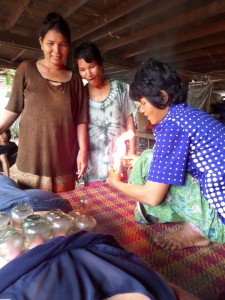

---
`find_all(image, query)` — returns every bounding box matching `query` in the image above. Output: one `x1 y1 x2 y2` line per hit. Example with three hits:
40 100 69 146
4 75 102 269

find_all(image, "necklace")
47 79 64 86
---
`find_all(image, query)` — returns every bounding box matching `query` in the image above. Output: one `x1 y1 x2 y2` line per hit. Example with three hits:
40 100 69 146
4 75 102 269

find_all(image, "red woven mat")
59 183 225 300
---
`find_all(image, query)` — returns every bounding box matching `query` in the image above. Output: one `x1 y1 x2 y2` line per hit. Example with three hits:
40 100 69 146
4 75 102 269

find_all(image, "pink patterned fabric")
59 183 225 300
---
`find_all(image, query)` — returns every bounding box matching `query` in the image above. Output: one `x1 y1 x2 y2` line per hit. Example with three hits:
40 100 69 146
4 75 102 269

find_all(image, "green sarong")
129 149 225 244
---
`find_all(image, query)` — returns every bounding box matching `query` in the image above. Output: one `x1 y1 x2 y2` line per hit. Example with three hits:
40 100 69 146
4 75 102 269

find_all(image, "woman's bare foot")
153 222 210 250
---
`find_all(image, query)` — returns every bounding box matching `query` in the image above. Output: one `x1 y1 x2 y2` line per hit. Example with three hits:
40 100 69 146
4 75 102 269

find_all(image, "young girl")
0 129 11 177
74 42 136 184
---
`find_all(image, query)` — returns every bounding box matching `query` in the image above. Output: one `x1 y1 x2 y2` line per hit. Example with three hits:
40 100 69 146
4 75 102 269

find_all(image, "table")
59 183 225 300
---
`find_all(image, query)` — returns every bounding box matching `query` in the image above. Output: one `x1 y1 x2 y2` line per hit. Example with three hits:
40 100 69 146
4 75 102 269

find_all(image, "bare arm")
126 114 136 154
0 109 19 134
76 123 88 178
106 168 169 206
0 154 10 177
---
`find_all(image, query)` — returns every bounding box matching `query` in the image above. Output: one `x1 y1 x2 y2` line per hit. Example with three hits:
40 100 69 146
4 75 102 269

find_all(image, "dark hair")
3 129 11 142
130 58 187 108
73 42 104 67
39 12 71 44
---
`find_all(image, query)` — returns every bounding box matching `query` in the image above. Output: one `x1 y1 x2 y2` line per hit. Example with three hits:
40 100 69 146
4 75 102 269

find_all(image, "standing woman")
74 42 136 184
0 12 89 192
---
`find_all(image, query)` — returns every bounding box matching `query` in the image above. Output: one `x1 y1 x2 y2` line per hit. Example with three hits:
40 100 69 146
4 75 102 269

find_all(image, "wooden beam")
71 0 153 41
74 0 188 45
104 68 132 75
122 18 225 60
172 54 225 71
102 0 225 52
179 63 225 73
0 31 40 51
103 54 136 69
137 33 225 63
11 49 27 62
2 0 31 31
61 0 89 19
163 45 225 64
0 59 19 69
133 47 225 75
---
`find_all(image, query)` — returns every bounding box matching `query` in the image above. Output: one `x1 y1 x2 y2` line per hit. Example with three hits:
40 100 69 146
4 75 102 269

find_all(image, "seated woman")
107 58 225 250
0 129 17 177
0 149 9 177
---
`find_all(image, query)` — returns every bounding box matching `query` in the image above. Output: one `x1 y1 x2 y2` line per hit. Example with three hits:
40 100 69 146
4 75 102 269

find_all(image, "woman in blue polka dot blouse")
107 58 225 250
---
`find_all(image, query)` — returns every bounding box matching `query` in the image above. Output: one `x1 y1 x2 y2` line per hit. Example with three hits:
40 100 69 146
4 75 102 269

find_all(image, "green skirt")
129 149 225 244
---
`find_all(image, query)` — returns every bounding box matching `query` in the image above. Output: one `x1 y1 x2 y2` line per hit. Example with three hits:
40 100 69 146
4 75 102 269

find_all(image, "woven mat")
59 183 225 300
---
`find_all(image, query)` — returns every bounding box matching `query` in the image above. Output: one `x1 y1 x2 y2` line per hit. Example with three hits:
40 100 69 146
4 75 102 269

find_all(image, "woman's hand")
106 168 122 188
77 151 87 179
76 123 88 179
0 109 19 134
122 154 140 169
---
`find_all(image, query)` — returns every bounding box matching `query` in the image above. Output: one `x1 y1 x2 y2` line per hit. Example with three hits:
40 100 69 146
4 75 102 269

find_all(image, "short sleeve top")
148 103 225 223
5 60 89 177
85 79 136 182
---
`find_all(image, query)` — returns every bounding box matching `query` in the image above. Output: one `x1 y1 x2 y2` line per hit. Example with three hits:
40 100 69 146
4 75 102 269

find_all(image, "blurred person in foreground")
0 229 199 300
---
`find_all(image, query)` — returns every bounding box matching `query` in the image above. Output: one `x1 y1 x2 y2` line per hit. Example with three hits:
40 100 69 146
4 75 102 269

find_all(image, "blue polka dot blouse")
148 103 225 224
